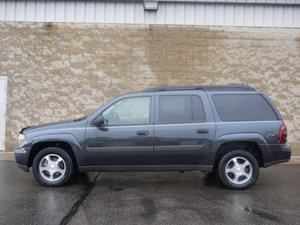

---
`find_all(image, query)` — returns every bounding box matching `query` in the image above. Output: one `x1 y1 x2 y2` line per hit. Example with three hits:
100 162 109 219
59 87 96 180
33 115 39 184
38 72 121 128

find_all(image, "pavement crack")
59 172 101 225
243 206 284 224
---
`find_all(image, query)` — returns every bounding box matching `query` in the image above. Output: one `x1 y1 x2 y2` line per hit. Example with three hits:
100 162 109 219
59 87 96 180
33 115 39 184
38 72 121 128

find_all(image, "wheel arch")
213 140 265 170
28 134 86 169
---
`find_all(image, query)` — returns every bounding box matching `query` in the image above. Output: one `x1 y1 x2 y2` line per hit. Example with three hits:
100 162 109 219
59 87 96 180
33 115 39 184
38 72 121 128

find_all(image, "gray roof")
143 84 255 92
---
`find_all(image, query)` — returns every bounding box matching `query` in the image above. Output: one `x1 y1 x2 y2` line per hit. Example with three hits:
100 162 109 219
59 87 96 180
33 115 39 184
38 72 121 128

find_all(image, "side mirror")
93 115 105 127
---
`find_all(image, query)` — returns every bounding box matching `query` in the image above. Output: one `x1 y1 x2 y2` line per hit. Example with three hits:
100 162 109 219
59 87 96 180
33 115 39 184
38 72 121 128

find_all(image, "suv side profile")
15 85 291 189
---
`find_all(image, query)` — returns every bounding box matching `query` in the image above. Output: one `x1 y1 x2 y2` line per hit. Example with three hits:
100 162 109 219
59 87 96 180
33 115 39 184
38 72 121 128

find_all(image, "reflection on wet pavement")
0 161 97 225
70 165 300 225
0 161 299 225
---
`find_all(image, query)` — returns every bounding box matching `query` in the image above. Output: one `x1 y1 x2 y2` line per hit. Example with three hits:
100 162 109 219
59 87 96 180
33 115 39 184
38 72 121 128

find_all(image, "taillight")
279 124 287 144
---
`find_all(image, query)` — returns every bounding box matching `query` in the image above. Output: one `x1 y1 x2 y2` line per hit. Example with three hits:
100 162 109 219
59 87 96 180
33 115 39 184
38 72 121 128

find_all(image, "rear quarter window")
212 94 278 122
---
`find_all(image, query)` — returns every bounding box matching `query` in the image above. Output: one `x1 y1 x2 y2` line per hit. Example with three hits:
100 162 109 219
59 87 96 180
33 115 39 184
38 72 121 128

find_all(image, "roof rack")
143 84 255 92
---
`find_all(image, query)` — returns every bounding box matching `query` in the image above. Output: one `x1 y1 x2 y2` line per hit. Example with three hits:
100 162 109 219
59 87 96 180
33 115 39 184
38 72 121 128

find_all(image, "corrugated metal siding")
158 0 300 5
0 0 300 27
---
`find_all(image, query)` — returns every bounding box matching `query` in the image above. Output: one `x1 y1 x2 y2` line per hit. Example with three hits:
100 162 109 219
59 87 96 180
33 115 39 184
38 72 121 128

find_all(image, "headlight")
18 134 26 146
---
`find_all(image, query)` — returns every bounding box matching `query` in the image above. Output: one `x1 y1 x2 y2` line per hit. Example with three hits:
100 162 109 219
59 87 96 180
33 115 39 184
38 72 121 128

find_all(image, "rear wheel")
217 150 259 190
32 147 74 187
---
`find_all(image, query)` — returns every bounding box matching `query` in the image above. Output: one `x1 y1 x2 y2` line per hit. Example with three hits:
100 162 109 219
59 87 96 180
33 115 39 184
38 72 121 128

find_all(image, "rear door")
153 91 216 166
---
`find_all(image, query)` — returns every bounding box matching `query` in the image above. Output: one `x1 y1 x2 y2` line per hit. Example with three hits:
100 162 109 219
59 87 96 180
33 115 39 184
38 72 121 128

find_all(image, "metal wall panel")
0 0 299 27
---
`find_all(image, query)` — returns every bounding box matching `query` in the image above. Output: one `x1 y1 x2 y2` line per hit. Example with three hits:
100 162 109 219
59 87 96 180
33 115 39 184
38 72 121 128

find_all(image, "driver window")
102 97 151 126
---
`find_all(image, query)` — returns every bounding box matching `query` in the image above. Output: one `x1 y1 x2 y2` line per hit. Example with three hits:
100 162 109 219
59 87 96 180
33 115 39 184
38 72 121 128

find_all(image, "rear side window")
212 94 278 122
159 95 205 124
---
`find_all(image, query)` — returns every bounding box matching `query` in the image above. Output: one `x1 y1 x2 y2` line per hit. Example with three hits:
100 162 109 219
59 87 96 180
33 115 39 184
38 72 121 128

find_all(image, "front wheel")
32 147 74 187
217 150 259 190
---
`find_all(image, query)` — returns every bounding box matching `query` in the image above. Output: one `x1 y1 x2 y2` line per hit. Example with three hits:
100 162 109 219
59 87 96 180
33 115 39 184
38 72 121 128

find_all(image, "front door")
0 77 7 151
85 95 154 166
153 91 216 166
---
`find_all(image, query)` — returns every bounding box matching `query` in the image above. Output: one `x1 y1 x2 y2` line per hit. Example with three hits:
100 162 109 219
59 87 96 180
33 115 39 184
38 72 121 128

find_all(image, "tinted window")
159 95 205 124
102 97 151 125
212 94 278 121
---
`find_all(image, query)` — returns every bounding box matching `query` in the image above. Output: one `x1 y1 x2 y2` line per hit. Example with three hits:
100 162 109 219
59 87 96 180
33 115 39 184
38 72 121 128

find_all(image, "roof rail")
143 84 255 92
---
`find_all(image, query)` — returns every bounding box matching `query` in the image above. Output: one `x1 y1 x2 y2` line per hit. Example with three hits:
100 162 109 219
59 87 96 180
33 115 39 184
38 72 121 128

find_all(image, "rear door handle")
196 129 209 134
136 130 149 136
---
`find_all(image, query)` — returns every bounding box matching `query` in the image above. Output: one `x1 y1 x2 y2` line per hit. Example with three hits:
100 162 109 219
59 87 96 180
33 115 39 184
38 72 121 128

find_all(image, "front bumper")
14 147 30 172
263 144 291 167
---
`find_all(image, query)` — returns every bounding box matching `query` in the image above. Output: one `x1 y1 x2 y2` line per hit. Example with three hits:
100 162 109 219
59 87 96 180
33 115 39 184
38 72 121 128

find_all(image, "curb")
286 157 300 165
0 152 15 161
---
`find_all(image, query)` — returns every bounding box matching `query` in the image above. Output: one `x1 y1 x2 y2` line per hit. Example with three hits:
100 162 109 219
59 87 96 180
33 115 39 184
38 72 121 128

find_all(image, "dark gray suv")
15 85 291 189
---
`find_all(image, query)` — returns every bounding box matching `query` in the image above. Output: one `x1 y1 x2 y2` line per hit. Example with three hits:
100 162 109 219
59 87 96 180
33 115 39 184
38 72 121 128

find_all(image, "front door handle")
136 130 149 136
196 129 209 134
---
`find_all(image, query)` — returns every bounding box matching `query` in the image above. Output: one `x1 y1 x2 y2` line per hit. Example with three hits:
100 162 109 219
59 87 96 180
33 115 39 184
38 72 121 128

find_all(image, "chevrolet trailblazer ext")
15 85 291 189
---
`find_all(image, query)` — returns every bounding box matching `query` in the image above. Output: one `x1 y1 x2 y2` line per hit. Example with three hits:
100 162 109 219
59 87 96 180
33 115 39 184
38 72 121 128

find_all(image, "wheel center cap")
50 164 56 169
236 167 242 172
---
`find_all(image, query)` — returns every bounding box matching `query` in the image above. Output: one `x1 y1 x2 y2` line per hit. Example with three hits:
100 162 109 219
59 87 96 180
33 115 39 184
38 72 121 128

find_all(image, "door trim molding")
86 146 154 152
154 145 204 151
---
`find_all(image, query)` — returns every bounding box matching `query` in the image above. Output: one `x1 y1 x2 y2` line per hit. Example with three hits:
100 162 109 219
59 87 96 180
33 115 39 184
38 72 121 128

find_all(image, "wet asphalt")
0 161 299 225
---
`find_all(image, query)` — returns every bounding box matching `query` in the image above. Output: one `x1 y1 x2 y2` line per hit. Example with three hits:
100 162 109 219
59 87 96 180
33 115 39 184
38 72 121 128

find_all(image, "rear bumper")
14 147 30 172
263 144 291 168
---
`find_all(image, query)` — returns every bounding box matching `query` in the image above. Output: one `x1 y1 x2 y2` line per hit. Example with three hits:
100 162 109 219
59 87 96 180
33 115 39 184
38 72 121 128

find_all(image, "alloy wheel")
225 156 253 185
39 154 66 182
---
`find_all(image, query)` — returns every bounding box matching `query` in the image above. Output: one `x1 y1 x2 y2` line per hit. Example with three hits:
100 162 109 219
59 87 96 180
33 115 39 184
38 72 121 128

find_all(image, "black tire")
32 147 74 187
217 150 259 190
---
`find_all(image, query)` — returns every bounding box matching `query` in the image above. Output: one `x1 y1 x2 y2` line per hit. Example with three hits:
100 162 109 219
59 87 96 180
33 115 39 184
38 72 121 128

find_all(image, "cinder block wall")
1 23 299 154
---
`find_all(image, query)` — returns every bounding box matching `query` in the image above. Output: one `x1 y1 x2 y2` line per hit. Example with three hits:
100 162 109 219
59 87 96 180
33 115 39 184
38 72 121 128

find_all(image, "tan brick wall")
1 22 300 154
